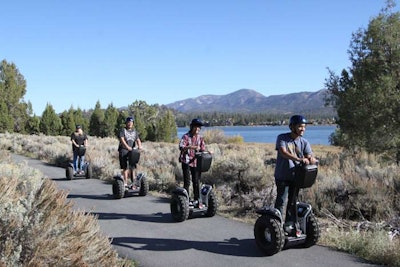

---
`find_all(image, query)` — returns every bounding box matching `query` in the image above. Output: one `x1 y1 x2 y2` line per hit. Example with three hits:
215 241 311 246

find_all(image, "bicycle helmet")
289 115 307 126
125 116 134 123
190 118 204 128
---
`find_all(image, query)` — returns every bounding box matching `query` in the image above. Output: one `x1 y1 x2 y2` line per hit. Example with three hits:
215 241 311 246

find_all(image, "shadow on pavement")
92 212 174 223
52 177 90 181
67 194 112 200
111 236 265 257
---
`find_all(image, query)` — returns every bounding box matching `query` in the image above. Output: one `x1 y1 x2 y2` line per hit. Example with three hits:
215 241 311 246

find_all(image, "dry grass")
0 150 134 266
1 132 399 266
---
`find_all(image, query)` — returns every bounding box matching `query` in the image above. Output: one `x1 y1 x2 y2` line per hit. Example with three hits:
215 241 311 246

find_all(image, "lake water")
177 125 337 145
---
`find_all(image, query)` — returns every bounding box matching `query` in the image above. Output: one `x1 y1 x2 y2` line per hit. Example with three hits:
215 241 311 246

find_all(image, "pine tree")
40 103 62 135
60 109 76 136
0 59 29 133
103 103 120 137
325 1 400 158
89 101 105 137
156 110 177 142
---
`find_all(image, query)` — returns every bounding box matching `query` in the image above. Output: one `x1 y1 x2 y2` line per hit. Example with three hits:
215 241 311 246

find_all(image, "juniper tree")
325 0 400 159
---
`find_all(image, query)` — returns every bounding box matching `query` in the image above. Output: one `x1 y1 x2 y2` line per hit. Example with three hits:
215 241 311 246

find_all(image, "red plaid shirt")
179 132 206 167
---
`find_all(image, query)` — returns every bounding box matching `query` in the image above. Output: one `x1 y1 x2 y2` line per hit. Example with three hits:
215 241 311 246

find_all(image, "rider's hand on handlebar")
300 158 310 165
310 157 318 165
299 157 317 165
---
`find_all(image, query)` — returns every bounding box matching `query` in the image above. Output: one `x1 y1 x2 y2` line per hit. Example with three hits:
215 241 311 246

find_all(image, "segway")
66 145 92 180
170 152 218 222
254 163 320 256
112 148 149 199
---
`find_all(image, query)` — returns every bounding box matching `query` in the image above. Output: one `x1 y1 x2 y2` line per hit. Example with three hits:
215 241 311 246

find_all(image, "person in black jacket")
71 125 88 175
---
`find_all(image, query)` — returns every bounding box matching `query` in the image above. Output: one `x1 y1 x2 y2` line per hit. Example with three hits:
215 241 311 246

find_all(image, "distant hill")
166 89 335 116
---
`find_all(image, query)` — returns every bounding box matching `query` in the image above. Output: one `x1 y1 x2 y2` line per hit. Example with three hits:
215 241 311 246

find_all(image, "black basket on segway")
195 152 212 172
78 145 86 157
294 163 318 188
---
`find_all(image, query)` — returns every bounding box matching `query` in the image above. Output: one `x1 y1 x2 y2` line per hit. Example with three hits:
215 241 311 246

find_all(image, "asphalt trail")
12 154 380 267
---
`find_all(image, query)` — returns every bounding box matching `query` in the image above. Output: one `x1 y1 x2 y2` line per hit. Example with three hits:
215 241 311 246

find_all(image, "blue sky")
2 0 395 114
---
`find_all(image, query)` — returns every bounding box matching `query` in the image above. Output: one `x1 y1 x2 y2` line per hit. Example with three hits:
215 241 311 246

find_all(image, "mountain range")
166 89 335 116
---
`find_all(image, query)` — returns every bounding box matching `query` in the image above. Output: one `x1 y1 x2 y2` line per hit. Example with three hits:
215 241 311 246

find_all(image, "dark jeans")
73 151 85 172
182 163 201 201
274 180 299 223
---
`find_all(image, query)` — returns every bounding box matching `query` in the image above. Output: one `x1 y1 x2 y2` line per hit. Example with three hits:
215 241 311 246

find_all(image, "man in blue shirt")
274 115 317 223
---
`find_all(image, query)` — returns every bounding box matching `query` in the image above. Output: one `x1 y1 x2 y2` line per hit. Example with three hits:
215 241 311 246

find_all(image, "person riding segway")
254 115 320 255
66 125 92 180
170 118 217 222
112 116 148 199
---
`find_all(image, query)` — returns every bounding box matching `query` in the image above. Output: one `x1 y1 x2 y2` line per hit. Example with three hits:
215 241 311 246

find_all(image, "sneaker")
198 203 205 209
128 184 137 190
295 229 302 237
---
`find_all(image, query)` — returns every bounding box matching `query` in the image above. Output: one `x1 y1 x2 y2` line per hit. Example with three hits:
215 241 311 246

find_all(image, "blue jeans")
274 180 298 223
73 152 85 172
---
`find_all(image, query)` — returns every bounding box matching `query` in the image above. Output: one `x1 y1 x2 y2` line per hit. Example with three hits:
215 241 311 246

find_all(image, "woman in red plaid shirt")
178 118 206 208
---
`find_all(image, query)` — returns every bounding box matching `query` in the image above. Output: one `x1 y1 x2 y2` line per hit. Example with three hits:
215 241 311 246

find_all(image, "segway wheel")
85 164 93 179
138 175 149 196
205 190 218 217
112 179 125 199
66 166 74 180
303 213 320 247
254 215 285 256
170 194 189 222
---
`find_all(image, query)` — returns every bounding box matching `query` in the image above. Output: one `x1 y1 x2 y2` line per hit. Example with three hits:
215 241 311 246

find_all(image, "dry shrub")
203 129 244 144
0 134 400 224
2 132 400 265
318 208 400 265
319 220 400 267
307 149 400 222
0 157 130 266
1 133 399 225
208 143 276 214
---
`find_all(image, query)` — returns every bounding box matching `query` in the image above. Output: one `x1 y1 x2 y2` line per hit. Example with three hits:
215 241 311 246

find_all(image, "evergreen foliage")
174 111 330 127
155 109 177 142
73 108 87 131
1 59 333 142
0 59 29 133
325 1 400 159
89 101 105 137
103 103 120 138
0 101 13 132
39 103 62 135
25 115 41 135
60 109 76 136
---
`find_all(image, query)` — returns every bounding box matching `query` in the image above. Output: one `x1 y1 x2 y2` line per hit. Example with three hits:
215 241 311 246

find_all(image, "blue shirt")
274 132 312 182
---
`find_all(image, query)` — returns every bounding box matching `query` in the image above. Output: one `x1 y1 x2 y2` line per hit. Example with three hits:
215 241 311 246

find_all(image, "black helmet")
289 115 307 126
125 116 134 123
190 118 204 127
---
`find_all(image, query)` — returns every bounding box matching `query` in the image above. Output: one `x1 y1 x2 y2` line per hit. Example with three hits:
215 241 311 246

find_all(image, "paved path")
12 154 380 267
